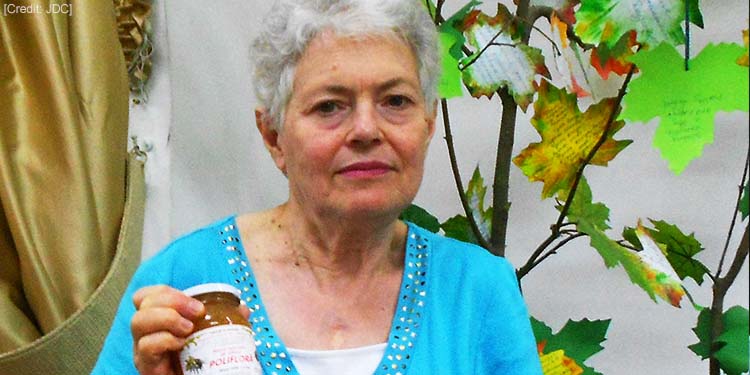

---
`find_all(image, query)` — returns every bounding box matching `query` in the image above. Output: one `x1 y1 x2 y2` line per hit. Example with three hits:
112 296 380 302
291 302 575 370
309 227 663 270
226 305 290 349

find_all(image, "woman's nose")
346 104 382 146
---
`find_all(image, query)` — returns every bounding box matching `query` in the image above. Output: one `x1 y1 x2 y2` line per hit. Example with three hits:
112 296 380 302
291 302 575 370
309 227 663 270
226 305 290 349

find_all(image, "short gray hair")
251 0 440 130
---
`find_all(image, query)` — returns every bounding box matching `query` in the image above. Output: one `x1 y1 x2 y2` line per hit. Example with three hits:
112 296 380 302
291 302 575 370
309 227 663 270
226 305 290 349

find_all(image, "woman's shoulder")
406 222 516 282
134 215 238 281
150 215 236 260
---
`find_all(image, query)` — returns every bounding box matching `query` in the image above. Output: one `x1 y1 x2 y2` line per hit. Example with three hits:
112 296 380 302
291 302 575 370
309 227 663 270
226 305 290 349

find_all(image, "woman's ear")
255 108 286 174
425 101 438 145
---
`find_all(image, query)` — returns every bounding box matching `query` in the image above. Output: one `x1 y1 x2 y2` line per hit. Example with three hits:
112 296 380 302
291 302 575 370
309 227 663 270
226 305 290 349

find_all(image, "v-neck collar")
216 216 431 375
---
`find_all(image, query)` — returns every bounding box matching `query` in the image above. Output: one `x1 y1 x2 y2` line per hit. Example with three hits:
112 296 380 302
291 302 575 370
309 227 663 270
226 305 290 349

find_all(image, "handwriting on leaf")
621 43 749 174
459 6 550 110
575 0 697 48
514 81 632 198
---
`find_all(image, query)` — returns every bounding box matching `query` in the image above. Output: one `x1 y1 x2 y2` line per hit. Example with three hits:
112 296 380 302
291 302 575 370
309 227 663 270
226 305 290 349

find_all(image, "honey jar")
177 283 262 374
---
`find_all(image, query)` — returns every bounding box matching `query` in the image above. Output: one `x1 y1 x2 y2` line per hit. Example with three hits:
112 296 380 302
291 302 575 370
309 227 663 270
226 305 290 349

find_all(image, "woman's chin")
334 197 410 221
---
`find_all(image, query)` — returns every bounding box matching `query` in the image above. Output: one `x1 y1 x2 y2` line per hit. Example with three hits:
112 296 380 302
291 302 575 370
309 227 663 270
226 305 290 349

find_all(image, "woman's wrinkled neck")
270 201 406 282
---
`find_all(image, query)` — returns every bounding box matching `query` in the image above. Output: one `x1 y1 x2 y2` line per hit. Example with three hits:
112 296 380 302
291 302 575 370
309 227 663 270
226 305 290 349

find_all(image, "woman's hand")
131 285 205 375
130 285 252 374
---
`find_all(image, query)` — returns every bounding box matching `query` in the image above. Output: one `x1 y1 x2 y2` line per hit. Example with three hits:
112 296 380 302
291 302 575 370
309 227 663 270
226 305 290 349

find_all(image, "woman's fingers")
134 285 205 319
239 303 251 321
131 307 194 341
131 285 205 375
133 331 185 375
130 284 253 374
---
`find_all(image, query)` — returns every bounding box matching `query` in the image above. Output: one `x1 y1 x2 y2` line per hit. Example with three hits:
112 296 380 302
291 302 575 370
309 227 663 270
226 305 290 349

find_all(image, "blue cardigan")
93 216 542 374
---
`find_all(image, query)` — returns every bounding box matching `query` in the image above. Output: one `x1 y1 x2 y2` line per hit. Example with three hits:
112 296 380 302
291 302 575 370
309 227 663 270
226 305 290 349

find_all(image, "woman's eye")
385 95 412 109
314 101 340 115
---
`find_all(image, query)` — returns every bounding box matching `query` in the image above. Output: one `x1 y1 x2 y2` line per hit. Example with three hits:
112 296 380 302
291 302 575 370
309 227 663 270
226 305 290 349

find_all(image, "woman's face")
259 32 436 220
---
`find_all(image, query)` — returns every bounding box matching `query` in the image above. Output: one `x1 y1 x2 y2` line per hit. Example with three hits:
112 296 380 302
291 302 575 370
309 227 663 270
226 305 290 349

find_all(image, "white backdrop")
128 1 749 374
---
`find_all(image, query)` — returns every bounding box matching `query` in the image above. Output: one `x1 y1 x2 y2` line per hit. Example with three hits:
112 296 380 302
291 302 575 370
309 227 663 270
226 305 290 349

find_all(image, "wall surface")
128 1 749 374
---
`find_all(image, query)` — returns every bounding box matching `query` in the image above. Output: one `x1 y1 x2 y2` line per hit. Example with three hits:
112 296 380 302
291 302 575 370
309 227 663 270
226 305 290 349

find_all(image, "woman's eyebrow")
377 78 419 93
299 77 419 102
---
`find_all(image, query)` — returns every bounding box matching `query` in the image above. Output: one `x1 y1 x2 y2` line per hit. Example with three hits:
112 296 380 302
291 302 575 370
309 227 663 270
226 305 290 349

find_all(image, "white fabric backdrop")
129 1 749 374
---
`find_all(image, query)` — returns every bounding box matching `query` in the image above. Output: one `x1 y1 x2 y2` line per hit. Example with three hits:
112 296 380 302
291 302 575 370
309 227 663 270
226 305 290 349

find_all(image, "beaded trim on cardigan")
217 219 430 375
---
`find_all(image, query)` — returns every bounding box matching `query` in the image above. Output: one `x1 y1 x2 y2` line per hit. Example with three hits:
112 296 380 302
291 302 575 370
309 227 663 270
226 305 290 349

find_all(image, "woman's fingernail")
188 299 204 314
180 319 194 332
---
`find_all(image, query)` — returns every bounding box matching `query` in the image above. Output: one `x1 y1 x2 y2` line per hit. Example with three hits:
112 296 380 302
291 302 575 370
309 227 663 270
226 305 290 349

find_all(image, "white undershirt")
286 343 387 375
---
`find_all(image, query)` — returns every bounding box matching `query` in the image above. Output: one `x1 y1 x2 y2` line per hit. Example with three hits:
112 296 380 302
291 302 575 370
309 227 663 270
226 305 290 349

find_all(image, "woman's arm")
476 259 543 374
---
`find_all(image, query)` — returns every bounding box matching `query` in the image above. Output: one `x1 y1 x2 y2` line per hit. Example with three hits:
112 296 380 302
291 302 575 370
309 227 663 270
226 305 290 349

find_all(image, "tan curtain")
0 0 129 352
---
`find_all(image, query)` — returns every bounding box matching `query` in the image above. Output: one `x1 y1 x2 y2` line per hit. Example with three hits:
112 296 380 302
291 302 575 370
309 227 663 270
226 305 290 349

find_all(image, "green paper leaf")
435 1 481 99
459 5 550 110
562 176 611 231
466 166 493 240
546 319 611 365
431 167 493 246
533 316 611 375
689 308 713 359
621 43 750 174
647 220 710 285
440 215 479 245
575 0 702 48
438 31 464 99
565 179 686 306
439 0 481 59
715 306 750 375
687 0 704 28
690 306 750 375
621 226 642 249
514 81 632 198
530 316 554 343
740 183 749 220
631 222 687 306
400 204 440 233
623 221 710 285
561 178 617 271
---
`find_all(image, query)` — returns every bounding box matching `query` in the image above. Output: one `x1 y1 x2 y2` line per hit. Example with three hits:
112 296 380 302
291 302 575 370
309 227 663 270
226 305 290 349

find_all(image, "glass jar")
176 283 262 375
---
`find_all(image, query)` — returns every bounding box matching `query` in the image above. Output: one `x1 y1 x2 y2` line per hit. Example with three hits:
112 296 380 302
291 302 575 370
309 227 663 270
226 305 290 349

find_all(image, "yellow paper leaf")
514 80 632 198
540 349 584 375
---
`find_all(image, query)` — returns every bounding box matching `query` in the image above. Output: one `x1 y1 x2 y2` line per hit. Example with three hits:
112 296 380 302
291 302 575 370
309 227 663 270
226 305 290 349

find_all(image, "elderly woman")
93 0 541 374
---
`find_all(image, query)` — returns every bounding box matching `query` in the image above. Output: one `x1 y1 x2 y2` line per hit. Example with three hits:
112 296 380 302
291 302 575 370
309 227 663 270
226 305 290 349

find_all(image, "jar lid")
183 283 242 298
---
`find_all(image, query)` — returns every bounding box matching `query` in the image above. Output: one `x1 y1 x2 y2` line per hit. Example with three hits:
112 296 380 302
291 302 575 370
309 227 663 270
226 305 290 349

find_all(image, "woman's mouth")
338 161 393 178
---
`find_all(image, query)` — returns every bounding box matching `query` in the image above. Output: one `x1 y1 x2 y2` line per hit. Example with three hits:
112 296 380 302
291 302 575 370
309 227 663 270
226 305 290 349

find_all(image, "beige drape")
0 0 129 352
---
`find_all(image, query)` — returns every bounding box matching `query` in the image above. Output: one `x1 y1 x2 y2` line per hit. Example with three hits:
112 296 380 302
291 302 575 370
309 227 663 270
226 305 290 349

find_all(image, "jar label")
179 325 262 374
